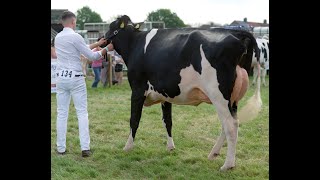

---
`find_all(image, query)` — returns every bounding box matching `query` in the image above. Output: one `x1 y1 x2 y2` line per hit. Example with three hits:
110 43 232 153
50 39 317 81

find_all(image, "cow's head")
105 15 143 59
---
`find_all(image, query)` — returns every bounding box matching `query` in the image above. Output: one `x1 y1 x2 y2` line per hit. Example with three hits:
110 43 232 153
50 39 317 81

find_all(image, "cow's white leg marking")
123 128 134 151
144 29 158 54
261 67 267 86
199 44 238 171
208 127 226 160
167 135 175 151
162 118 166 128
161 102 175 151
252 65 258 85
219 113 238 171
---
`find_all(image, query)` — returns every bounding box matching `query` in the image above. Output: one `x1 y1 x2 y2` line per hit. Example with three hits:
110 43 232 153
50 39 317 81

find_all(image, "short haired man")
54 11 114 157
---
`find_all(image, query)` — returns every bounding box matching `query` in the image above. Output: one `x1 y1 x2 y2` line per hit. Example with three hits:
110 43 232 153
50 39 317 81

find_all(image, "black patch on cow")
161 102 173 137
262 47 268 59
262 42 266 46
230 102 238 118
200 33 253 102
140 30 252 100
140 30 204 98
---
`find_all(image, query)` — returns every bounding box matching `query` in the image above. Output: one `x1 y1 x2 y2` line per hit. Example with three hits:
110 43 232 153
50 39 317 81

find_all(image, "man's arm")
51 48 57 59
88 38 106 49
73 34 112 60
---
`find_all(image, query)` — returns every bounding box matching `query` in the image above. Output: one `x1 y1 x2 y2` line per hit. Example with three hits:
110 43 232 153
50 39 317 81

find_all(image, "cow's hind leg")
252 65 258 86
161 102 175 151
208 127 226 160
207 66 244 160
206 67 245 171
261 68 267 86
123 90 146 151
210 97 239 171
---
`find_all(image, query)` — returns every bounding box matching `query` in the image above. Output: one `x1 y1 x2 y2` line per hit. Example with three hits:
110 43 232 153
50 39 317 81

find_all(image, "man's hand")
100 43 114 56
98 38 107 46
89 38 107 50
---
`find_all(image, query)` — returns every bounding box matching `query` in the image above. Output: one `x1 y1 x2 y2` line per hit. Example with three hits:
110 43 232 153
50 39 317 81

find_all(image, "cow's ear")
120 22 125 28
134 22 144 29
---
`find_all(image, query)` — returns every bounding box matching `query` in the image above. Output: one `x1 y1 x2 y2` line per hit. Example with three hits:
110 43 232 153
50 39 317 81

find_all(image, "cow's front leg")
123 89 146 151
161 102 175 151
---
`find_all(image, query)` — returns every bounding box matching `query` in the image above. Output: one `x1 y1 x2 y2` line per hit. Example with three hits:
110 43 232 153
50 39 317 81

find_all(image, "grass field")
51 76 269 180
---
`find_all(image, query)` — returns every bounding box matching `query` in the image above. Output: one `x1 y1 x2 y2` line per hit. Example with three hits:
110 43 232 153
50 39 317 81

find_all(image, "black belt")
56 71 84 77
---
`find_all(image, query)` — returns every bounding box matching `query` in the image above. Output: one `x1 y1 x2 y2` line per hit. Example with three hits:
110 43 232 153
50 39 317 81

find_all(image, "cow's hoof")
123 140 134 152
123 135 134 152
167 145 175 151
219 164 235 171
208 153 219 160
167 137 175 151
123 144 133 152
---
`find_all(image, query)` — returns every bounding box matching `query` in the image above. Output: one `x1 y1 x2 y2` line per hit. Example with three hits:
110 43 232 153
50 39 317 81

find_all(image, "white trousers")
56 77 90 152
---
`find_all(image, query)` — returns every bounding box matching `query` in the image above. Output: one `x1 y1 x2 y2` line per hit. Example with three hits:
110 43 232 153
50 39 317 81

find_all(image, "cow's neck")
119 48 129 65
117 31 140 66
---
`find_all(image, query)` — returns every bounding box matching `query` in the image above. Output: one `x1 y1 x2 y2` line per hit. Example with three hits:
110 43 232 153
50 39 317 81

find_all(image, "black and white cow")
105 15 260 171
251 38 269 86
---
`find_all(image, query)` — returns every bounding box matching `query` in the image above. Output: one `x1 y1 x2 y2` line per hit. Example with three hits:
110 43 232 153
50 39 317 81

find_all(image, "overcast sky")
51 0 269 26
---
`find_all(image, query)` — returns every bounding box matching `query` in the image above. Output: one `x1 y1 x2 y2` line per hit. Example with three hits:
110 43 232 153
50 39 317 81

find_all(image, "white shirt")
55 27 102 73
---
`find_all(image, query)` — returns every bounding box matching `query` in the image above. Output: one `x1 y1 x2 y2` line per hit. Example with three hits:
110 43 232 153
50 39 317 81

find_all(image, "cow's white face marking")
144 29 158 54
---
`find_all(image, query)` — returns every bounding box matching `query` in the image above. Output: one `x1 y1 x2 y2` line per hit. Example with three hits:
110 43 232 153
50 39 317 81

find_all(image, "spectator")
91 37 104 88
114 54 125 85
101 51 118 87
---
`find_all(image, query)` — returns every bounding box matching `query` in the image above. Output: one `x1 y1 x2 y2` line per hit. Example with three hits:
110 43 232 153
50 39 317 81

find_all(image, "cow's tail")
237 35 262 123
238 63 262 123
238 34 260 73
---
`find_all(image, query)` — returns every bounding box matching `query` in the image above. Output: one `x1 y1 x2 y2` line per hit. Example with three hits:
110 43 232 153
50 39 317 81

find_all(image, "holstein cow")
251 38 269 86
105 15 260 171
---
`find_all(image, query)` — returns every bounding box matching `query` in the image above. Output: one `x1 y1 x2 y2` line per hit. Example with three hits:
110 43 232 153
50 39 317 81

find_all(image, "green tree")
76 6 103 30
147 9 185 28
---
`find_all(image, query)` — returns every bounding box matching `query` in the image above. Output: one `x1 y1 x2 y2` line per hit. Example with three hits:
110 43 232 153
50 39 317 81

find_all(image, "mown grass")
51 76 269 179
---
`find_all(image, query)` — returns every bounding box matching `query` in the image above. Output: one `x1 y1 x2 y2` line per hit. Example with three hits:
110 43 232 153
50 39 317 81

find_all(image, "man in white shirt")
54 11 114 157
